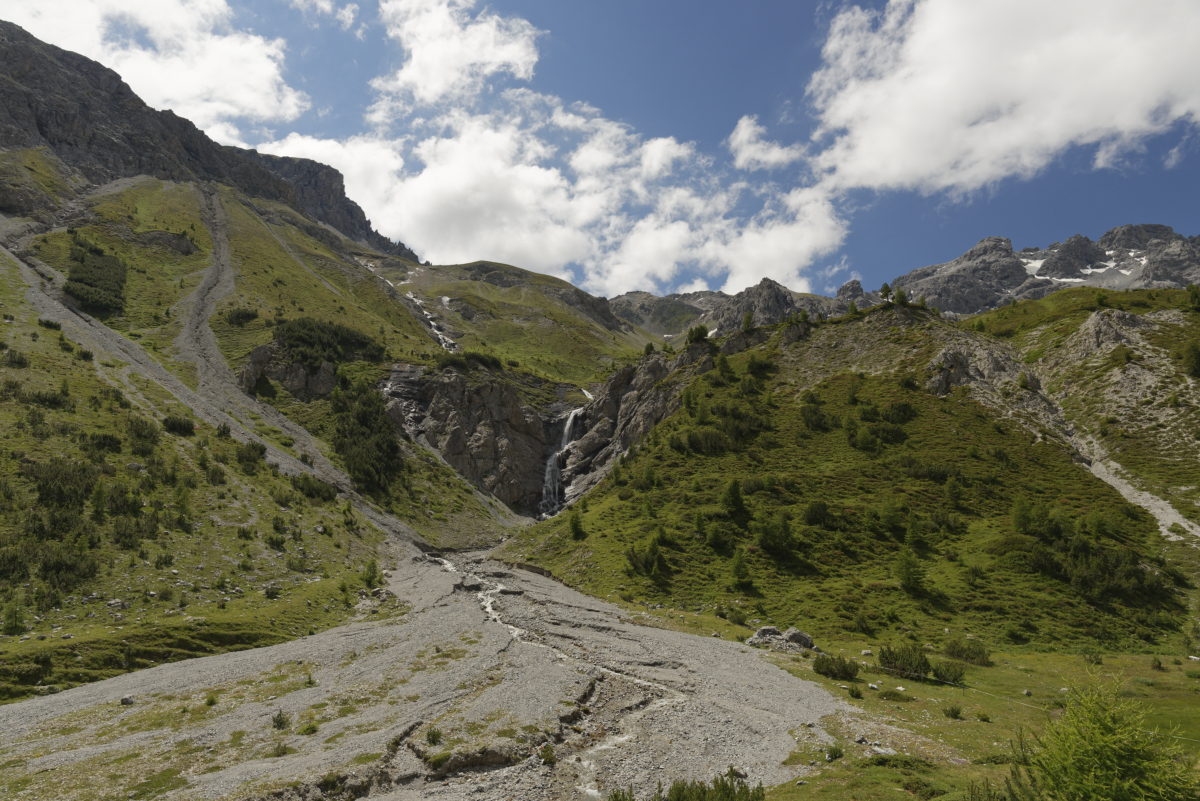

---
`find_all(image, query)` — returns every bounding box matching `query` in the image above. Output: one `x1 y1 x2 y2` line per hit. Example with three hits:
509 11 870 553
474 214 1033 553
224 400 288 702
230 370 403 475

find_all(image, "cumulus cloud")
806 0 1200 196
368 0 542 122
726 115 806 170
5 0 309 146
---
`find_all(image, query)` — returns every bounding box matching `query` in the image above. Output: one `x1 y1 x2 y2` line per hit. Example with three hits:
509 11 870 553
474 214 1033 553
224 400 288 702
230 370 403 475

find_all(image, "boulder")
782 628 814 649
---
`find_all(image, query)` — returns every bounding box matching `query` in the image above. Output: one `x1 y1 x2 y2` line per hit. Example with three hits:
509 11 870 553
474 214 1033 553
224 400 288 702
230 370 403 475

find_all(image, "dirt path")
0 544 847 800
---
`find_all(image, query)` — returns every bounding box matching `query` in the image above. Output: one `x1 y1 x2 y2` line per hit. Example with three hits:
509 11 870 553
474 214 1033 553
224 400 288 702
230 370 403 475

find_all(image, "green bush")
943 637 991 666
942 704 962 719
331 380 403 493
878 642 931 680
271 709 290 730
65 235 126 312
273 317 384 368
569 509 586 540
291 472 338 502
225 308 258 327
932 661 966 685
812 653 860 681
162 415 194 436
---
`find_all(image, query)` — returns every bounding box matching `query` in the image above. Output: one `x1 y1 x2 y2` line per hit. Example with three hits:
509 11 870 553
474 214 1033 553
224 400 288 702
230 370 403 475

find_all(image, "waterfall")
539 408 582 518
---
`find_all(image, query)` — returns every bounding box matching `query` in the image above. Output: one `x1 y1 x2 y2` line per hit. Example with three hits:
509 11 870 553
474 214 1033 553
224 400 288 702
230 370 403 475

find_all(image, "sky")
5 0 1200 298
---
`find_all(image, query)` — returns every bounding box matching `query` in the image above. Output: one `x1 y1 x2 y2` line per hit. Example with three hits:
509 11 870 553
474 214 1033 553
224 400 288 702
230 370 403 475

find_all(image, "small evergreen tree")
895 547 925 594
1006 675 1200 800
880 282 892 302
741 311 754 333
719 479 745 516
847 300 858 315
569 509 586 540
1183 341 1200 378
2 598 25 635
643 342 654 356
730 549 750 585
895 288 908 306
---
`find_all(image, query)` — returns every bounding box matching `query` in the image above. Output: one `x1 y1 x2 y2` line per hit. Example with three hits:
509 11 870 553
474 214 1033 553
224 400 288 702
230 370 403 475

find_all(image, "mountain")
1 21 1199 801
892 226 1200 314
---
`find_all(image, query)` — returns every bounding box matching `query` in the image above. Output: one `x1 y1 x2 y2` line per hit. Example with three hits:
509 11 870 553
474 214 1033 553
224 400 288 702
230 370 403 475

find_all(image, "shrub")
162 415 194 436
235 441 267 469
65 234 127 311
685 324 709 344
264 533 287 551
827 742 844 761
943 637 991 666
434 352 469 372
848 685 863 699
878 642 931 680
801 499 830 527
942 704 962 719
425 726 442 746
225 308 258 327
538 743 556 765
932 661 967 685
273 317 384 368
812 653 860 681
331 380 403 493
297 721 319 735
264 586 281 600
272 709 290 730
361 558 383 588
879 689 915 702
291 472 338 502
37 318 61 330
607 768 765 801
3 350 29 368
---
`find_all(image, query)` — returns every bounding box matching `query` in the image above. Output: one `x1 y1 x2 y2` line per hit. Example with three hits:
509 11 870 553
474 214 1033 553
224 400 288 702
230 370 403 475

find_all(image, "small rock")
315 525 326 535
1190 656 1200 662
782 628 814 648
869 683 879 690
1059 687 1069 693
62 634 73 639
895 686 905 692
456 576 483 592
126 463 145 472
120 695 135 706
711 632 721 638
754 626 781 638
861 649 873 656
171 569 178 576
796 780 807 786
1022 689 1032 697
729 766 747 779
870 746 898 756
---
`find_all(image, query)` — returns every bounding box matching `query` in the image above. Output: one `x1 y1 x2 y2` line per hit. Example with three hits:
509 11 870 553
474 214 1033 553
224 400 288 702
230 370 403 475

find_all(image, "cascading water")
539 408 582 518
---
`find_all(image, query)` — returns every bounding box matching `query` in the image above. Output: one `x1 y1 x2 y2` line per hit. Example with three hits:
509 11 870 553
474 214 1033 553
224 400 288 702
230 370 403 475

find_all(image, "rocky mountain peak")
836 279 865 299
1098 223 1180 252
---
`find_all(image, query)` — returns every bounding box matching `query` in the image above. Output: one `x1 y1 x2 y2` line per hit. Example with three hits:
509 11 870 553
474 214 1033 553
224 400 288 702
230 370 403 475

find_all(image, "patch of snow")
1050 277 1086 283
1105 250 1115 256
1080 261 1116 275
1021 258 1045 276
441 296 451 308
1119 270 1132 276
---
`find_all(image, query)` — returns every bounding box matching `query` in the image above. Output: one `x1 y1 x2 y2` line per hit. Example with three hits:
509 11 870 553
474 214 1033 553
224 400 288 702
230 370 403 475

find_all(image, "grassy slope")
374 259 657 386
0 249 400 703
501 304 1200 793
969 287 1200 523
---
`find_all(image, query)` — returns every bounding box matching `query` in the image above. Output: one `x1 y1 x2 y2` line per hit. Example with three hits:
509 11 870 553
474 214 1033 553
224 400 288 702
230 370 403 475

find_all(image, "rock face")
0 21 414 258
892 225 1200 314
237 150 419 261
609 291 713 336
239 344 338 399
383 364 555 512
379 339 721 514
697 278 878 334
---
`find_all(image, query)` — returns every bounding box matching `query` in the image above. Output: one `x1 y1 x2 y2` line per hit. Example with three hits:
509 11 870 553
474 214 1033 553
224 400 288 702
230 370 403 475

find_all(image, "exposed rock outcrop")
237 149 419 261
697 278 878 335
239 344 338 399
0 20 414 258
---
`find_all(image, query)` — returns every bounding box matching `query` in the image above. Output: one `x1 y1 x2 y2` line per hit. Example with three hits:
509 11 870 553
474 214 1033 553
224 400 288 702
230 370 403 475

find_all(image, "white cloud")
289 0 359 30
726 115 805 170
806 0 1200 195
368 0 542 122
336 4 359 30
5 0 310 146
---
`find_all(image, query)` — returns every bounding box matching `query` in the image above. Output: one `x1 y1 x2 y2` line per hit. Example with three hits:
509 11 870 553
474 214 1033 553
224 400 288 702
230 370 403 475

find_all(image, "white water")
582 389 594 400
539 408 583 517
405 291 456 351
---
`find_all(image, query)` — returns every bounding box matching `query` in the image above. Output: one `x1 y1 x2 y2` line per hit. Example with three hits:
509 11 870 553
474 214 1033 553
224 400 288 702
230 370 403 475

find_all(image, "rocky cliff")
893 225 1200 314
0 21 413 259
237 149 419 261
696 277 878 335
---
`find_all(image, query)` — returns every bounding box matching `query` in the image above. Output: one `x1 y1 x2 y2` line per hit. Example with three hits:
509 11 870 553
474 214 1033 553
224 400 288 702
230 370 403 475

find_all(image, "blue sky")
7 1 1200 298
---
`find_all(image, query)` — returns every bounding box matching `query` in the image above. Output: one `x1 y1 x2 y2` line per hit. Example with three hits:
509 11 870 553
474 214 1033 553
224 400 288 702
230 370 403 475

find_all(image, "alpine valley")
1 19 1200 801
